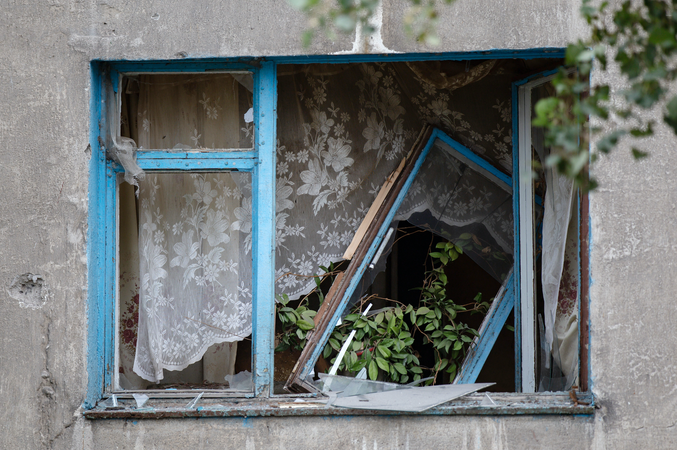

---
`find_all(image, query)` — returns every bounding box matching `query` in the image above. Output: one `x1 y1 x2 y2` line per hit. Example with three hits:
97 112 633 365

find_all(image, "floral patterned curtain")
273 61 517 298
120 74 254 384
118 61 575 387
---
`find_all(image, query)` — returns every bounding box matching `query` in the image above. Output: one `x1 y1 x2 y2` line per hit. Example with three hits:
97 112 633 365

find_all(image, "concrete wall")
1 0 675 448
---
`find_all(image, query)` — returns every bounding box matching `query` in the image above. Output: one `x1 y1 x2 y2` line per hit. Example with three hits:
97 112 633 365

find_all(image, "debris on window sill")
85 391 594 419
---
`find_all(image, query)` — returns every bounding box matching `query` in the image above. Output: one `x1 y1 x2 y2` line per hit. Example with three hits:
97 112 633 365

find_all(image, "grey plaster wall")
1 0 675 448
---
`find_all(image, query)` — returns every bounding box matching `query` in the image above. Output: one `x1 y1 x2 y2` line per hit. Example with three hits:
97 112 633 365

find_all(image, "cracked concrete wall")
0 0 675 448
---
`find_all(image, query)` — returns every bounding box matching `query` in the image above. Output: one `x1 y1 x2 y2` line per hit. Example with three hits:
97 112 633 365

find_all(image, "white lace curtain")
118 61 578 388
120 74 254 384
394 138 514 281
273 62 516 299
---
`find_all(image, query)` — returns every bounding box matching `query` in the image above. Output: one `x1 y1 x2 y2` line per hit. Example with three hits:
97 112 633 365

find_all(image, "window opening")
285 128 517 393
96 57 587 409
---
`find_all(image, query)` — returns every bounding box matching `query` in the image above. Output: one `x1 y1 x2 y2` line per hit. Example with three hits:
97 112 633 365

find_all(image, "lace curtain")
273 62 517 298
394 138 514 281
120 74 254 384
133 172 253 382
118 61 577 387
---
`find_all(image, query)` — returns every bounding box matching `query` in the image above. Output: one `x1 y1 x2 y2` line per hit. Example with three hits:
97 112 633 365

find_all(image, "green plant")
275 263 337 352
276 238 492 384
326 303 421 383
534 0 677 190
413 241 490 380
275 292 317 352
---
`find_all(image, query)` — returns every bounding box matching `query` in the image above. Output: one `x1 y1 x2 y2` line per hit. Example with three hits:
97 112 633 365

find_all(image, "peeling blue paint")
86 61 106 409
251 61 278 397
242 417 255 428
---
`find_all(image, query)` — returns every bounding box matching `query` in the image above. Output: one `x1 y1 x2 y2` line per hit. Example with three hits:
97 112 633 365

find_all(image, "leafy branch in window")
275 240 491 384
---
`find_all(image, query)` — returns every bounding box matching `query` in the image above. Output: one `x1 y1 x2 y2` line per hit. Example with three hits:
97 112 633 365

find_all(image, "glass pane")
120 73 254 151
397 138 514 281
117 171 253 391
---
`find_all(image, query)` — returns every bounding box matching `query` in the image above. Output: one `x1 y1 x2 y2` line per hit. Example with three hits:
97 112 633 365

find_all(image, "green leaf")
416 307 430 315
375 357 390 372
301 309 316 320
453 340 463 351
648 26 677 48
443 340 452 353
377 345 391 358
393 363 407 375
368 360 378 381
296 319 315 331
349 351 358 367
285 312 297 324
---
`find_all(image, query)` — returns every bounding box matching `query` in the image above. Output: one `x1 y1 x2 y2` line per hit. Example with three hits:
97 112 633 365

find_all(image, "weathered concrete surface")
587 91 677 449
79 415 595 449
383 0 588 53
1 0 676 448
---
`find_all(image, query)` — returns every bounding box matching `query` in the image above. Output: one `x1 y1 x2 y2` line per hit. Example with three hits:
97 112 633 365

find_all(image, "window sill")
84 392 594 419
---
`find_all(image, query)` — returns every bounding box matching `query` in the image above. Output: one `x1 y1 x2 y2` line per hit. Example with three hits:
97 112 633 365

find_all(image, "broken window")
285 127 518 393
91 56 587 410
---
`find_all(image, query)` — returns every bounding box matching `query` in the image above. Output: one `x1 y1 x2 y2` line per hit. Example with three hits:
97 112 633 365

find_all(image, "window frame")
512 68 587 393
87 61 277 407
86 50 591 413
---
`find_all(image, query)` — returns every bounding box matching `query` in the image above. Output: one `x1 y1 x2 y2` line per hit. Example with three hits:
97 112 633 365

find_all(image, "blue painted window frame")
87 60 277 407
87 49 589 411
